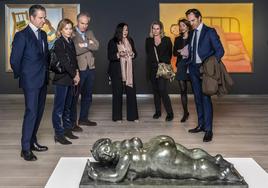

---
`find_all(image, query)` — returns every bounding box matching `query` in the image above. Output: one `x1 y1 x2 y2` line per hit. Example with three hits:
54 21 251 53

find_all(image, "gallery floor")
0 94 268 187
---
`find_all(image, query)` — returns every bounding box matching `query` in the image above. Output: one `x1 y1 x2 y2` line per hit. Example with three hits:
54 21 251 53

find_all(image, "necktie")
37 29 43 53
192 29 198 63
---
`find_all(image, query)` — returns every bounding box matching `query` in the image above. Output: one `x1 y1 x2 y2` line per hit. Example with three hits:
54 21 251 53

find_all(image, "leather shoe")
153 112 161 119
188 126 204 133
30 142 48 152
72 124 83 132
203 131 213 142
21 150 37 161
79 119 97 126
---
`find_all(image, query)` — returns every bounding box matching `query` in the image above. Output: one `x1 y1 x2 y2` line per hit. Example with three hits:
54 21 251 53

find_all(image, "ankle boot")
54 135 72 145
180 112 189 122
64 129 79 139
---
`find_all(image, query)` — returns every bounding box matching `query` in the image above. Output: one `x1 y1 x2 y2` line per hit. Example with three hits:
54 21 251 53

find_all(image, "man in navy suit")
186 9 224 142
10 5 49 161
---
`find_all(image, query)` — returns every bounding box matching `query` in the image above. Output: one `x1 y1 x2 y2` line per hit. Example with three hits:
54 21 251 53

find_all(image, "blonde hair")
149 20 165 38
56 18 74 37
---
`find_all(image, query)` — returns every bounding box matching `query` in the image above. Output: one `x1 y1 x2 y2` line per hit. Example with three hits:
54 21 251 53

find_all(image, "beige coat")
201 56 234 96
72 29 99 70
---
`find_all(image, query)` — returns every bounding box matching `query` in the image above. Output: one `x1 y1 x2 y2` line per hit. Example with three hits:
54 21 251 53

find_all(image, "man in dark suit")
186 9 224 142
10 5 49 161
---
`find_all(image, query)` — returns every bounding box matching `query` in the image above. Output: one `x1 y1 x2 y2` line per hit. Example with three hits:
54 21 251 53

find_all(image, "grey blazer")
72 29 99 70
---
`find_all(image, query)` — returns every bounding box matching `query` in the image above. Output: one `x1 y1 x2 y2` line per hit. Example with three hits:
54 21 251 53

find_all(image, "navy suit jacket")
10 25 49 89
188 24 224 63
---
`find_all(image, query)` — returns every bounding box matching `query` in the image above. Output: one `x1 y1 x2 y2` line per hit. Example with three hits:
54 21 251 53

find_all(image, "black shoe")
203 131 213 142
165 113 174 121
72 124 83 132
30 142 48 152
64 130 79 139
78 119 97 126
21 150 37 161
188 126 204 133
180 112 189 122
153 112 161 119
54 135 72 145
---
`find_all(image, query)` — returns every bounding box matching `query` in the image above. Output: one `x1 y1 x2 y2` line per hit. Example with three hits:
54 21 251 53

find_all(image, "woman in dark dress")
107 23 139 122
173 19 191 122
52 19 80 144
145 21 173 121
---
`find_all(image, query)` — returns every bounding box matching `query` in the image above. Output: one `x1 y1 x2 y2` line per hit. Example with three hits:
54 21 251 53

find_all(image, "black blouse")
145 36 172 70
52 36 79 86
173 35 189 63
107 37 137 78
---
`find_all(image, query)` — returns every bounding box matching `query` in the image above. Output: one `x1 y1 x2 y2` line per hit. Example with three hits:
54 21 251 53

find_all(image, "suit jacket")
188 24 224 63
107 37 137 79
72 29 99 70
52 36 79 86
10 25 49 89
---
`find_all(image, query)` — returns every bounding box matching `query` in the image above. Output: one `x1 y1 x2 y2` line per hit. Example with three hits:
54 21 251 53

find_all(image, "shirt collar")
29 22 39 32
76 27 85 35
196 22 203 32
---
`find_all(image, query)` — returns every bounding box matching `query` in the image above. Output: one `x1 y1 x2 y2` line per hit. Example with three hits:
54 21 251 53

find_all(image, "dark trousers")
71 69 95 123
52 85 74 136
111 76 138 121
189 63 213 132
178 80 189 114
21 84 47 151
150 71 173 115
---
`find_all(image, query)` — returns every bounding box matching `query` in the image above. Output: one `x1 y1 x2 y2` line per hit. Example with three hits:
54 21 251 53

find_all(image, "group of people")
10 4 224 161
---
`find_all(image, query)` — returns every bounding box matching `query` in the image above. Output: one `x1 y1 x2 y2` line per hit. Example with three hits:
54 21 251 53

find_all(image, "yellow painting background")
160 3 253 73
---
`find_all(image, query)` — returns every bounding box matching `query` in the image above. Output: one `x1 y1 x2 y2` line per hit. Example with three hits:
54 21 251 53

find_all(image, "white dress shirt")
191 22 203 64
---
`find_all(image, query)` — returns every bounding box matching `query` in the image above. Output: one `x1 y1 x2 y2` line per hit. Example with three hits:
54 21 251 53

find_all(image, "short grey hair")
77 12 90 21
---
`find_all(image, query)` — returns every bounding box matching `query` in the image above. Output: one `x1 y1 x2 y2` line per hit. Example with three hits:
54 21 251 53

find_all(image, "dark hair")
29 4 46 17
178 18 192 35
77 12 90 21
113 22 128 43
91 138 112 162
185 8 202 18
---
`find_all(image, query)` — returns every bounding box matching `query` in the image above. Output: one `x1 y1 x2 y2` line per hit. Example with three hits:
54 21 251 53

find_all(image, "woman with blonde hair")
145 21 173 121
52 18 80 144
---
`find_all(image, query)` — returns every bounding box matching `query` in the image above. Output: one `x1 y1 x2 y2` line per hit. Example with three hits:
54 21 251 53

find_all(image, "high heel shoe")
54 135 72 145
180 112 189 122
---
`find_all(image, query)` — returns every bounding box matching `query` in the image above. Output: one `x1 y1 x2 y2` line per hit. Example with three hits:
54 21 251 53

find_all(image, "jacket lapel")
198 24 208 48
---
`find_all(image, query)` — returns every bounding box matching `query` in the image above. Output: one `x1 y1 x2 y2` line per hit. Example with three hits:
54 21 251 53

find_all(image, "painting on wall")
160 3 253 73
5 4 80 72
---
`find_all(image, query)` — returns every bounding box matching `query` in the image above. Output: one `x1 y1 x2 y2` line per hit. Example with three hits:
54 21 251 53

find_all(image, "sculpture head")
91 138 116 163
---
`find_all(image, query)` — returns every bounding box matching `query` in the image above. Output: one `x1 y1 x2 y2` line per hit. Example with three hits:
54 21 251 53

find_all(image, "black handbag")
49 40 69 74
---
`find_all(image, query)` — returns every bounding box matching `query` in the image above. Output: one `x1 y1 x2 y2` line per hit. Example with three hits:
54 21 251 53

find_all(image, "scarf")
117 39 133 87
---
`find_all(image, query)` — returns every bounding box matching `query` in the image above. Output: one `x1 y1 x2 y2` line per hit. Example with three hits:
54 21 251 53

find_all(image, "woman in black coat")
173 18 191 122
52 19 80 144
145 21 173 121
107 23 139 122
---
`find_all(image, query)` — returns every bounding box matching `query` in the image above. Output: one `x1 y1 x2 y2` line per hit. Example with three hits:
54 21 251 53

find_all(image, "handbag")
50 40 69 74
154 46 175 81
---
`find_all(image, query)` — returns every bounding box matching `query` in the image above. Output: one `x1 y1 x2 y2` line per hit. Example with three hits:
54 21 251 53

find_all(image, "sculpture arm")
88 155 130 183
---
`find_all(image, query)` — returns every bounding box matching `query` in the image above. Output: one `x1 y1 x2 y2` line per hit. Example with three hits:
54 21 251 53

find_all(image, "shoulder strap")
153 46 159 63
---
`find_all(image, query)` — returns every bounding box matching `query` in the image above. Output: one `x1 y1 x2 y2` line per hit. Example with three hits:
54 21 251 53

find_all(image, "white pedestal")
45 157 268 188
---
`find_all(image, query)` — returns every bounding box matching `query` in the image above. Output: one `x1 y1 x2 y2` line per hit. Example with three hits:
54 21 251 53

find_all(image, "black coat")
173 35 190 81
52 36 79 86
107 37 137 79
145 36 172 71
